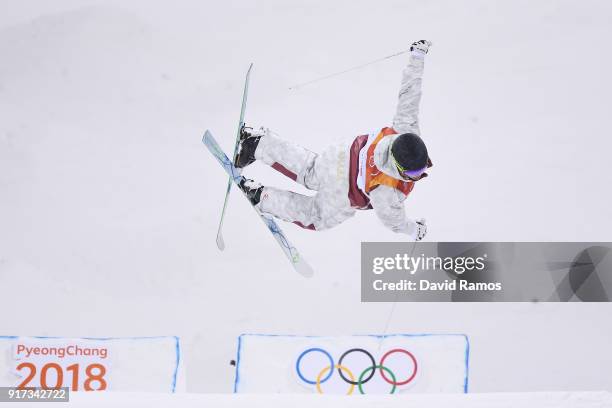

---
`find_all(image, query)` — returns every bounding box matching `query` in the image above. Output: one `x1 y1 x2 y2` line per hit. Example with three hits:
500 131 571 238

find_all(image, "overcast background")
1 0 611 393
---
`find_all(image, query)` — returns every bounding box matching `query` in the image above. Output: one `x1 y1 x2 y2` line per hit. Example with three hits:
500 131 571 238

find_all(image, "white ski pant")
254 133 355 231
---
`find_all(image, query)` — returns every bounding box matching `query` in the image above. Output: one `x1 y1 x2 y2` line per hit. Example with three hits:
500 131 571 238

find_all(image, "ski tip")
203 129 212 143
216 234 225 251
294 259 314 278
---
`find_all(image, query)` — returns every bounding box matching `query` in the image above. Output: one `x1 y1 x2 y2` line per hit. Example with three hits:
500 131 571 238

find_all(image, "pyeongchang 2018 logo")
295 347 418 394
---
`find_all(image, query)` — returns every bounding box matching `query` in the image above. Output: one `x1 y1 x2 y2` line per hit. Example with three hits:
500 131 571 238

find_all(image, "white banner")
234 334 469 394
0 336 184 393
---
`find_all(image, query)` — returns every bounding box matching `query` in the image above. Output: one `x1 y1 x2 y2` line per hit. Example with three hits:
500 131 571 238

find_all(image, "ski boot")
238 177 264 206
234 125 265 169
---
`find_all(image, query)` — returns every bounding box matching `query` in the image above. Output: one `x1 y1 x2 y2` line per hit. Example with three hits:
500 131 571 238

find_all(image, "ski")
215 63 253 251
203 130 314 278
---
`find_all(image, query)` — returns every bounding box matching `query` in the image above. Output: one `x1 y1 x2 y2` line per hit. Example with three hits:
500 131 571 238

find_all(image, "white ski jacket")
357 52 426 236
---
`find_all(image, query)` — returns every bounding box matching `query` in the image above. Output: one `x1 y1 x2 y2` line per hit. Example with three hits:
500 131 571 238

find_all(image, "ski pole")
378 237 419 350
288 49 410 90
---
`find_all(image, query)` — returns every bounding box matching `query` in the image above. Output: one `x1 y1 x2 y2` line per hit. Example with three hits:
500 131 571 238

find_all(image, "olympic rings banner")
233 334 469 394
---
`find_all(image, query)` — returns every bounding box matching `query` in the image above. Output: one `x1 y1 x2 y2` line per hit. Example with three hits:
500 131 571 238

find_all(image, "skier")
234 40 433 241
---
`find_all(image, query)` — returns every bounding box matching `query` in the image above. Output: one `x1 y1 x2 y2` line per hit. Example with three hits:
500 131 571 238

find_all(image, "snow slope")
49 391 612 408
1 0 611 393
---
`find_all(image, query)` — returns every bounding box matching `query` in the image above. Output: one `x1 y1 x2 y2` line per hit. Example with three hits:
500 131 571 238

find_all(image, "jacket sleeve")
392 53 425 135
369 185 418 237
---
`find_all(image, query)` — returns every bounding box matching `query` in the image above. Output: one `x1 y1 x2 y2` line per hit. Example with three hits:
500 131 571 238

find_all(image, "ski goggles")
391 153 431 181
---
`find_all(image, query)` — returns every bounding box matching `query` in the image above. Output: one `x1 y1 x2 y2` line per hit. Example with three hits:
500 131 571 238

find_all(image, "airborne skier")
234 40 433 241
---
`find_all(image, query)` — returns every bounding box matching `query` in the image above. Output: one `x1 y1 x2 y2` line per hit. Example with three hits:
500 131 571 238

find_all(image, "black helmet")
391 133 429 171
